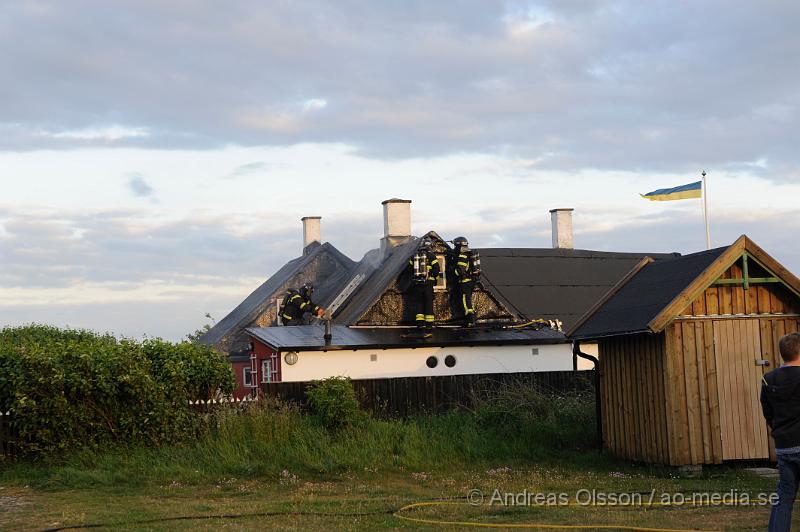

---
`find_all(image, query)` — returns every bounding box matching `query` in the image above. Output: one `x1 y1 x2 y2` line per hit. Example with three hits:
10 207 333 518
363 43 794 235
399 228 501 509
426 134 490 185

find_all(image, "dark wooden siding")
599 334 670 464
262 371 593 417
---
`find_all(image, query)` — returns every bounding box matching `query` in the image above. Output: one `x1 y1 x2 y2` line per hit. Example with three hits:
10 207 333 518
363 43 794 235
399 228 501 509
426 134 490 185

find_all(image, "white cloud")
302 98 328 112
41 125 149 142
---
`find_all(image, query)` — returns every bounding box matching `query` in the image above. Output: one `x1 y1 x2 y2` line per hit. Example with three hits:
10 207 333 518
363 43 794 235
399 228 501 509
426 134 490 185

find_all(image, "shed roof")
477 248 680 328
246 324 567 351
569 236 800 339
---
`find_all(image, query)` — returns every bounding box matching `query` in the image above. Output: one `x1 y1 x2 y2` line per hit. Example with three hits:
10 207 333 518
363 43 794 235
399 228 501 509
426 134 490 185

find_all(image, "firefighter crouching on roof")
453 236 481 327
408 239 440 333
280 283 325 326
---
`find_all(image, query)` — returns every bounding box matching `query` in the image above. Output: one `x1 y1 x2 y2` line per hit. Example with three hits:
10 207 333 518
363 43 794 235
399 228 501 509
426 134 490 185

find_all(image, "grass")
0 390 791 530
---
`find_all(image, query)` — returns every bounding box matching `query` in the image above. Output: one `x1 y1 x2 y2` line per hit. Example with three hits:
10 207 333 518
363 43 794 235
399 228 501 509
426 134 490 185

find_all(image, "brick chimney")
381 198 412 252
301 216 321 254
550 208 574 249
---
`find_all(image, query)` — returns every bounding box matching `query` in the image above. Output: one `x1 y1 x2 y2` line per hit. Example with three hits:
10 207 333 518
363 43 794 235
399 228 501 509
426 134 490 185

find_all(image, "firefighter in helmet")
452 236 481 326
280 282 325 326
408 238 440 333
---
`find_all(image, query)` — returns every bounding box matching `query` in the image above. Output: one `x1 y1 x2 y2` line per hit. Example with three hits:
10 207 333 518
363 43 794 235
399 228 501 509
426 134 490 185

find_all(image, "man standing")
280 283 325 326
408 239 440 335
761 332 800 531
452 236 480 327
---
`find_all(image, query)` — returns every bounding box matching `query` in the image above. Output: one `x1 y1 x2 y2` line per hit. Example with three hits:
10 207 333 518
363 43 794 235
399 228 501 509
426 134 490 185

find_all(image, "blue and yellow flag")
640 181 702 201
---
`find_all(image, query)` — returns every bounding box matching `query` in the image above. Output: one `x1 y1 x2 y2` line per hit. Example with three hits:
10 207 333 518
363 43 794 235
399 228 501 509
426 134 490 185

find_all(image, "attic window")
434 254 447 291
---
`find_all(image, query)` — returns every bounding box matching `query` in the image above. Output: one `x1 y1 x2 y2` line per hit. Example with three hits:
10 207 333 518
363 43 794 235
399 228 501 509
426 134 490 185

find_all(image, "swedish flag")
640 181 702 201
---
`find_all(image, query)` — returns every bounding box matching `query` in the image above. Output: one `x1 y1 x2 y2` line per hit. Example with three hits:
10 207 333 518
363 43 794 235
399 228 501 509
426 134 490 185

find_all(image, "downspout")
572 340 602 451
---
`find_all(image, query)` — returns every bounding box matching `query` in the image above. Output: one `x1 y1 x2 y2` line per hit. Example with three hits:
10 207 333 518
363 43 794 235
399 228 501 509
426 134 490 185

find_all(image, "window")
434 254 447 291
243 367 254 387
261 359 273 383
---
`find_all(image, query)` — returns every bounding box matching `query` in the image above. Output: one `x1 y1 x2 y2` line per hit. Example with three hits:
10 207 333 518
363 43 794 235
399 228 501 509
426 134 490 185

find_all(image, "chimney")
550 208 574 249
381 198 412 251
301 216 321 254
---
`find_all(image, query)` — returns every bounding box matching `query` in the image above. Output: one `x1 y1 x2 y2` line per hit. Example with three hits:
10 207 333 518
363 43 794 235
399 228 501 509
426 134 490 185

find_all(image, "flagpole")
702 170 711 249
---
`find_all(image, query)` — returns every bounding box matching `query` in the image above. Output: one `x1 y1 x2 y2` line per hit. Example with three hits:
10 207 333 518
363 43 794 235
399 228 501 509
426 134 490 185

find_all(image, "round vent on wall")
426 356 438 368
444 355 456 367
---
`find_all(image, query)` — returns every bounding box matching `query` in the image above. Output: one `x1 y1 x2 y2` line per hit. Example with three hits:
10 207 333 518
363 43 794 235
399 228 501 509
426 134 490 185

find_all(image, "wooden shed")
569 236 800 466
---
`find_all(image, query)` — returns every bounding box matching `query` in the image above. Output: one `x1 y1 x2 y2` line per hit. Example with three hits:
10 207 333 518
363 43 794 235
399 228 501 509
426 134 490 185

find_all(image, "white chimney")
550 208 574 249
301 216 321 254
381 198 412 251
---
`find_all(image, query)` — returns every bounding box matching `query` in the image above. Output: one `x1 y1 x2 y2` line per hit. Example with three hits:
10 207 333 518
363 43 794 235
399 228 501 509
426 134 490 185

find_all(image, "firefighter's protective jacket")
280 289 321 324
454 250 480 284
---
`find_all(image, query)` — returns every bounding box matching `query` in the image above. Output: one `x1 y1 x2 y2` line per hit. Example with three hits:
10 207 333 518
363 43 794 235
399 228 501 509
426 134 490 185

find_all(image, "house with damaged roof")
200 199 680 397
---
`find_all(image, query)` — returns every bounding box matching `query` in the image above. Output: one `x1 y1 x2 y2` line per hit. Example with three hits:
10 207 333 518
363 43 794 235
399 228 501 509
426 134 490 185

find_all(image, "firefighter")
452 236 481 326
280 283 325 326
408 238 440 333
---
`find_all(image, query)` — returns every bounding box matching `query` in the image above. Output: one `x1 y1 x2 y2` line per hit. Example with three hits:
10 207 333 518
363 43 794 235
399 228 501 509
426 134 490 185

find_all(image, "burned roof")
569 246 729 339
331 237 422 325
200 242 355 346
246 324 567 351
477 248 681 329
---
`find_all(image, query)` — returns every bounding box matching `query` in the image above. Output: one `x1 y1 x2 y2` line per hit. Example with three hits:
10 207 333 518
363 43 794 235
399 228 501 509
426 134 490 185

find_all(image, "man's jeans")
771 451 800 531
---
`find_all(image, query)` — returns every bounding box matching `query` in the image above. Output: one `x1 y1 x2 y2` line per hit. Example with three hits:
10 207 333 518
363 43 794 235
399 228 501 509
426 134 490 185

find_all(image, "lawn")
0 452 789 531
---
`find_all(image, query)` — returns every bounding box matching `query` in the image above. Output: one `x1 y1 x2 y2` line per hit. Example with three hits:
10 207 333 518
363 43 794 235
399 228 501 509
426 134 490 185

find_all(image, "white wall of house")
577 342 599 371
279 342 579 382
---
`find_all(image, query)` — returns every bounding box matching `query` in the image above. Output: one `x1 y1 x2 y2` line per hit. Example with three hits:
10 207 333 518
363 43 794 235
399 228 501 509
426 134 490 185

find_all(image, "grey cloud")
435 206 800 275
0 1 798 179
0 299 233 342
226 161 282 179
127 174 155 197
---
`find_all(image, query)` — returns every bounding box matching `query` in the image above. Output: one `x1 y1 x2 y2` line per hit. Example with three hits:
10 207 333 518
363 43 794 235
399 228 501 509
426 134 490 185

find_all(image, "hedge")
0 325 234 455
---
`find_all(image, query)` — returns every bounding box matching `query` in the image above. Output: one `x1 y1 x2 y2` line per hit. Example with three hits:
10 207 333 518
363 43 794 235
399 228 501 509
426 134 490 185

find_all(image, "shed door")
712 320 770 460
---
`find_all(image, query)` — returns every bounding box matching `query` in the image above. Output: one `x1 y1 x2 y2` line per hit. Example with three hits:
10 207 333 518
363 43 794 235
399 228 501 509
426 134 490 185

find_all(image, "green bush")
0 325 234 455
305 377 364 430
472 380 595 449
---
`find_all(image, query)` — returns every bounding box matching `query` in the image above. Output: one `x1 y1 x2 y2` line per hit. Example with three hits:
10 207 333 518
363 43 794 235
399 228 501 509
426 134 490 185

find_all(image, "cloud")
0 1 797 180
127 174 155 197
228 161 269 178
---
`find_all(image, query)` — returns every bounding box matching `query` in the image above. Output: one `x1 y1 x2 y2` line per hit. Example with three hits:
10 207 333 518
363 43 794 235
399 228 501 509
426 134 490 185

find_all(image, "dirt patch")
0 495 29 512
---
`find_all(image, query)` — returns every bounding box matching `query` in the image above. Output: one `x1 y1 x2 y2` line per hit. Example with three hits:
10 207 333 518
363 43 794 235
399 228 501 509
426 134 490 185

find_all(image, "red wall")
231 360 251 399
230 338 281 399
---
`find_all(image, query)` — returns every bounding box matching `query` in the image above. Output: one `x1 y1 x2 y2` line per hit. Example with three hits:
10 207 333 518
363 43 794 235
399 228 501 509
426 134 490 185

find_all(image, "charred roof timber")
381 198 412 252
302 216 322 255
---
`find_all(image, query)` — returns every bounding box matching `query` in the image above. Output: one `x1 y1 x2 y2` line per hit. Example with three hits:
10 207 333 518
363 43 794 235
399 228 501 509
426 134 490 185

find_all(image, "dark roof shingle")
570 246 729 339
247 324 566 351
477 248 680 329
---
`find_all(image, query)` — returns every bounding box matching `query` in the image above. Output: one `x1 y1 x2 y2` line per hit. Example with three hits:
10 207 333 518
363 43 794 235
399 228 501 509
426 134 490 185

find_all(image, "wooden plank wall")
263 371 594 417
711 319 770 461
598 334 670 464
681 262 800 317
663 321 724 465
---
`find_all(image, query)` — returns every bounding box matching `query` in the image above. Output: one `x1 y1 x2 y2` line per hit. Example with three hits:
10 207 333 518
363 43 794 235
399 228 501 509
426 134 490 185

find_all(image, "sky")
2 1 799 340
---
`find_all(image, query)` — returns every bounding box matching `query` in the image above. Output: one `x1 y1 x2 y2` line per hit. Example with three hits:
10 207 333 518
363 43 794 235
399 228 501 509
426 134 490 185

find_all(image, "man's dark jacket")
761 366 800 449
